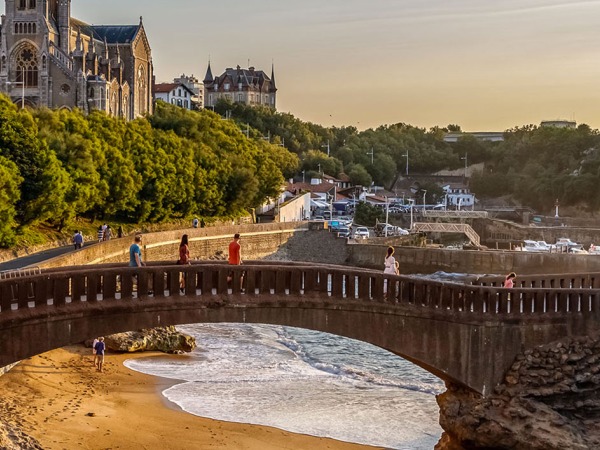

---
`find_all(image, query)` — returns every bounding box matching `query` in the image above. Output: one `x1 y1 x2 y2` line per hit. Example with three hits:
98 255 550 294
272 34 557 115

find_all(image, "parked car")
313 216 325 221
337 227 351 238
354 227 370 239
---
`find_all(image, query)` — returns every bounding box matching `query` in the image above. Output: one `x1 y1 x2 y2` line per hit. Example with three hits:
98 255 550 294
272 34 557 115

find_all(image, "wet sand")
0 346 383 450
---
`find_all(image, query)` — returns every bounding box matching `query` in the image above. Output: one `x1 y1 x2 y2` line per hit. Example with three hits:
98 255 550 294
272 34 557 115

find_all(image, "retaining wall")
348 244 600 275
36 222 308 269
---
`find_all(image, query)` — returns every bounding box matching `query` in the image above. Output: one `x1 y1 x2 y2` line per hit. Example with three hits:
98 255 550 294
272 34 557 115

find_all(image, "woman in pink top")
503 272 516 288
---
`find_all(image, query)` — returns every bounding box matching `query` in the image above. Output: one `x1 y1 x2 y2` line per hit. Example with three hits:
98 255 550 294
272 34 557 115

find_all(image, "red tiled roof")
154 83 178 93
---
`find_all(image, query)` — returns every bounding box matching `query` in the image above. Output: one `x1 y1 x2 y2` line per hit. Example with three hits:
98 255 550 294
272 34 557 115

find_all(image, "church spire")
270 62 277 91
203 59 213 84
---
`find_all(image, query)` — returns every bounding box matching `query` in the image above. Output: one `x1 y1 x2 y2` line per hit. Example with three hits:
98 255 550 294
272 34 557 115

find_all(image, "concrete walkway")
0 242 99 272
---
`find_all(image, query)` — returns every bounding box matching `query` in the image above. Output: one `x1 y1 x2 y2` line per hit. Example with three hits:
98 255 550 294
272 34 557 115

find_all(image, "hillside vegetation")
216 100 600 213
2 94 600 249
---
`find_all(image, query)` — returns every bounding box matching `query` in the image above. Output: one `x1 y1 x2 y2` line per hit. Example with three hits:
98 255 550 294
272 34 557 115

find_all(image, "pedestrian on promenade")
177 234 191 292
117 225 123 239
383 246 396 296
192 218 199 228
94 337 105 372
227 233 244 288
104 225 112 241
73 231 84 250
101 223 108 240
97 226 104 243
503 272 516 288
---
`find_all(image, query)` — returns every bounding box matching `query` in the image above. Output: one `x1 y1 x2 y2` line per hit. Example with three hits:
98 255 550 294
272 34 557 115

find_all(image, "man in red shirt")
227 234 244 288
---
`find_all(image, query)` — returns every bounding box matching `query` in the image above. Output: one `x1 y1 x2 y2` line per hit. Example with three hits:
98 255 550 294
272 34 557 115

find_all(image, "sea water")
125 323 445 449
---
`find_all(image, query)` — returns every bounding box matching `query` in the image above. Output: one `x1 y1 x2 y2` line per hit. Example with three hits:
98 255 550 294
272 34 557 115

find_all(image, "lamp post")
385 196 389 237
366 147 374 165
461 152 468 178
422 190 427 209
402 150 409 176
408 199 415 231
555 198 559 219
302 170 305 183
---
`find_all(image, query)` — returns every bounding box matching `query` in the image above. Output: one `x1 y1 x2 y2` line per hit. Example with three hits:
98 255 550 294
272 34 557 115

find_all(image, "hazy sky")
65 1 600 130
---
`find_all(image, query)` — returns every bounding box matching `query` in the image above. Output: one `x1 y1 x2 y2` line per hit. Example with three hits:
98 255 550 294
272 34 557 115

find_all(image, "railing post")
103 272 117 301
289 270 302 295
245 269 257 296
331 272 344 299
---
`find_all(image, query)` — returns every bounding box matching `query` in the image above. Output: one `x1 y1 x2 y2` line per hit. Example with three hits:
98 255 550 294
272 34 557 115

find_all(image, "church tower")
57 0 71 53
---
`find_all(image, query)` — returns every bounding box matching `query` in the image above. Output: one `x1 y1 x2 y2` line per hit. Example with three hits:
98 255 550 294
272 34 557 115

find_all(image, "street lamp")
302 170 305 183
402 150 409 176
461 152 468 178
422 190 427 209
408 199 415 231
385 196 389 237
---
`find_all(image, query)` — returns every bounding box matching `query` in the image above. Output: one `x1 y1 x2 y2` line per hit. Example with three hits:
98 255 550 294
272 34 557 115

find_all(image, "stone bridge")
1 262 600 396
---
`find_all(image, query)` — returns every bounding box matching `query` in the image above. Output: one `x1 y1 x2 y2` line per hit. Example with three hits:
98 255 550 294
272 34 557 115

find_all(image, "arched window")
122 95 128 118
15 43 38 87
111 91 118 117
137 65 146 115
29 0 36 8
18 0 26 10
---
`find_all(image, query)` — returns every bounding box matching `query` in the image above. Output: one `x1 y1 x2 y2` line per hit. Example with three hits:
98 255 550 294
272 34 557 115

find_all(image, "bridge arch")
2 262 600 396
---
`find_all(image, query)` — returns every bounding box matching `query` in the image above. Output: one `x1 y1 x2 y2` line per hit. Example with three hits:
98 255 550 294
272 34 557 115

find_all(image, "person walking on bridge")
503 272 516 288
178 234 191 292
227 233 244 288
384 246 397 297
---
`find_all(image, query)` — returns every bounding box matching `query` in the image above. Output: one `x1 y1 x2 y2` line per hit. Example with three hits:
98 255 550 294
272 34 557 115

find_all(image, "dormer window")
224 83 230 91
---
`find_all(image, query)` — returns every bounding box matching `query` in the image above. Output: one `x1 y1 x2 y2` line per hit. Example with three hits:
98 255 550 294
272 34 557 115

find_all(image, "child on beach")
92 337 99 367
94 337 106 372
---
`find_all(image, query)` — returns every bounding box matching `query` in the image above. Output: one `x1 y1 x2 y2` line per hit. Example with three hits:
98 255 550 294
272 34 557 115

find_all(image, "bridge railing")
473 272 600 289
2 263 600 320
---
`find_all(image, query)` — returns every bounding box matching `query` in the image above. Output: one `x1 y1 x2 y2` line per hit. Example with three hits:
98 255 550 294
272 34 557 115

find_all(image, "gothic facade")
203 63 277 110
0 0 153 119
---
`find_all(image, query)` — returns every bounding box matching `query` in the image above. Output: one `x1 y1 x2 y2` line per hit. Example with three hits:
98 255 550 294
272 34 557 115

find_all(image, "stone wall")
474 218 600 249
347 244 600 275
36 222 308 268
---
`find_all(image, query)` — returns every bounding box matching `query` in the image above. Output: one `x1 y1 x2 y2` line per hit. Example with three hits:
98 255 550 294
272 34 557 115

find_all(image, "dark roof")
71 18 139 44
208 66 276 92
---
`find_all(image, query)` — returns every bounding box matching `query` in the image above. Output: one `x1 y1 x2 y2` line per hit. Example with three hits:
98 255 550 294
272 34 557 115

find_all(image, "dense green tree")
0 156 22 246
354 202 384 227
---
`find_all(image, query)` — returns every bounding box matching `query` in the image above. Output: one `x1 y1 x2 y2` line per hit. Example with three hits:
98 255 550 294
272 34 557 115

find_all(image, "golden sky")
70 0 600 131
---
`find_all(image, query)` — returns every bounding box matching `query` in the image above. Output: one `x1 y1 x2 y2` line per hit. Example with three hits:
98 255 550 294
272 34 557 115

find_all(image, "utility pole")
402 150 409 176
366 148 374 165
321 140 330 157
385 196 389 237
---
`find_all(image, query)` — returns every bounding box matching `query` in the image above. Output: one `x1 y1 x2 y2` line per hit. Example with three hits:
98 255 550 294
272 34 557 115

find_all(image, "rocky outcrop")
436 335 600 449
96 326 196 354
0 421 42 450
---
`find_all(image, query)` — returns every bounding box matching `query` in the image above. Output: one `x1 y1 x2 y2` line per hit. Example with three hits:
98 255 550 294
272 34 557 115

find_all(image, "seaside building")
173 73 203 108
540 120 576 129
154 82 195 110
443 132 504 143
203 62 277 110
0 0 153 119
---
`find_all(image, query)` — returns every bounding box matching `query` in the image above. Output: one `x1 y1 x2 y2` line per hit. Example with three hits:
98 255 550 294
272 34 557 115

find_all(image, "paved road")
0 242 99 272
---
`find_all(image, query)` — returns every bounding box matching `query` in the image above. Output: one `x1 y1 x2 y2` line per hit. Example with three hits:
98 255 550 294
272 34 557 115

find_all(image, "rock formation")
0 421 42 450
93 326 196 354
436 334 600 449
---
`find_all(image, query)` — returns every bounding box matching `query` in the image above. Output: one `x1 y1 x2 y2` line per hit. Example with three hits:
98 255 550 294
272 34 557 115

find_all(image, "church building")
0 0 153 119
203 63 277 110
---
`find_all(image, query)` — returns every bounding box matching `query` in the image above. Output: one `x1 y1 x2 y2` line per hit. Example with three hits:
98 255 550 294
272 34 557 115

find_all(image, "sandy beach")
0 346 383 450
